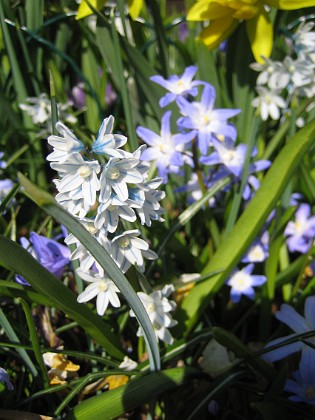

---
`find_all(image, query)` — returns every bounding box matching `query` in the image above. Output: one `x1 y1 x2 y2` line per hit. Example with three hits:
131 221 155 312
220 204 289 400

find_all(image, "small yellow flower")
43 352 80 385
187 0 315 62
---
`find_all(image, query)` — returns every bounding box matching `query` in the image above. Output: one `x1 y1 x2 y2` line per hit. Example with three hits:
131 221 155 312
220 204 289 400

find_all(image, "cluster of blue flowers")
138 66 272 302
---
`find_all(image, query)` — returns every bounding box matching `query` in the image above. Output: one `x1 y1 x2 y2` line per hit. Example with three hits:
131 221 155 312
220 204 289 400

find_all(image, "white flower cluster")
47 116 177 344
251 21 315 121
20 93 77 138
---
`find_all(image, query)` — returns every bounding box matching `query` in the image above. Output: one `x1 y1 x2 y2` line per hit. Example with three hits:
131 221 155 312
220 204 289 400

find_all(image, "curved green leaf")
0 236 123 360
65 367 199 420
178 119 315 334
18 173 161 372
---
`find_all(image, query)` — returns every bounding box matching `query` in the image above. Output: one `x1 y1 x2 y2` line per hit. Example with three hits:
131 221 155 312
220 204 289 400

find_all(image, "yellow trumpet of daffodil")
187 0 315 63
76 0 143 20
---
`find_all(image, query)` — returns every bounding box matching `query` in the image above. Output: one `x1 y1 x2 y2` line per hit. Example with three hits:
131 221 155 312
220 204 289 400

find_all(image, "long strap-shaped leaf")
178 119 315 334
65 367 199 420
18 173 161 371
0 236 123 360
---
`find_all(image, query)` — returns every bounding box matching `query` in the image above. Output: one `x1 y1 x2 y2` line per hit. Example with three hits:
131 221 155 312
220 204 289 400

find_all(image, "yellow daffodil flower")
76 0 143 20
187 0 315 62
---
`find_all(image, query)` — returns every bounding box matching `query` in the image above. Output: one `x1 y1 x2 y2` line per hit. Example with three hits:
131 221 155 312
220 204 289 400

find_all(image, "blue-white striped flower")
91 115 128 157
130 285 177 344
47 122 84 163
51 153 101 209
99 157 143 203
110 229 157 273
76 267 121 316
95 193 137 232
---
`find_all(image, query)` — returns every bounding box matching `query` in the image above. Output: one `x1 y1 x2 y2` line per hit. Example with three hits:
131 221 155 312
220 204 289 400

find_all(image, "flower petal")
245 8 273 63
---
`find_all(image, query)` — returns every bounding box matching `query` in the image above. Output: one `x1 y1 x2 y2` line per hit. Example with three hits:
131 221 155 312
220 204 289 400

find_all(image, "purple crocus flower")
285 348 315 406
226 264 267 303
150 66 202 108
137 111 195 183
177 83 240 155
0 367 13 391
15 232 71 285
284 203 315 253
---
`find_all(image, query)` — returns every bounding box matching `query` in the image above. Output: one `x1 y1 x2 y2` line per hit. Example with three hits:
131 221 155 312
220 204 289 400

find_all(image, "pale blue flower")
91 115 128 158
284 203 315 253
285 347 315 406
150 66 202 107
177 83 240 155
94 193 137 232
263 296 315 363
226 264 266 303
0 152 7 169
51 153 101 210
47 122 85 163
0 367 13 391
137 111 195 183
242 231 269 263
76 267 121 316
99 157 143 203
15 233 70 285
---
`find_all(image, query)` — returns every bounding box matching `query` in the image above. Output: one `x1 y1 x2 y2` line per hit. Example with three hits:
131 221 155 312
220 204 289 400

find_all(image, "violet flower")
0 367 13 391
150 66 202 108
242 231 269 263
177 83 240 155
137 111 195 183
285 348 315 406
263 296 315 363
15 232 71 285
284 203 315 253
0 152 7 169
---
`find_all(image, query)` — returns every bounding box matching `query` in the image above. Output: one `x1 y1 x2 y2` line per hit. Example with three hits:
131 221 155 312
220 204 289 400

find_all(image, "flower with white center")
135 179 166 227
100 157 143 204
47 122 84 163
65 219 109 272
94 193 137 232
282 56 314 90
263 296 315 363
110 229 157 273
252 86 286 121
284 203 315 253
150 66 202 107
200 138 247 178
226 264 266 303
242 231 269 263
76 267 121 316
250 56 286 89
19 93 77 137
137 111 195 183
130 285 177 344
51 153 101 209
293 21 315 63
177 83 240 155
91 115 128 158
